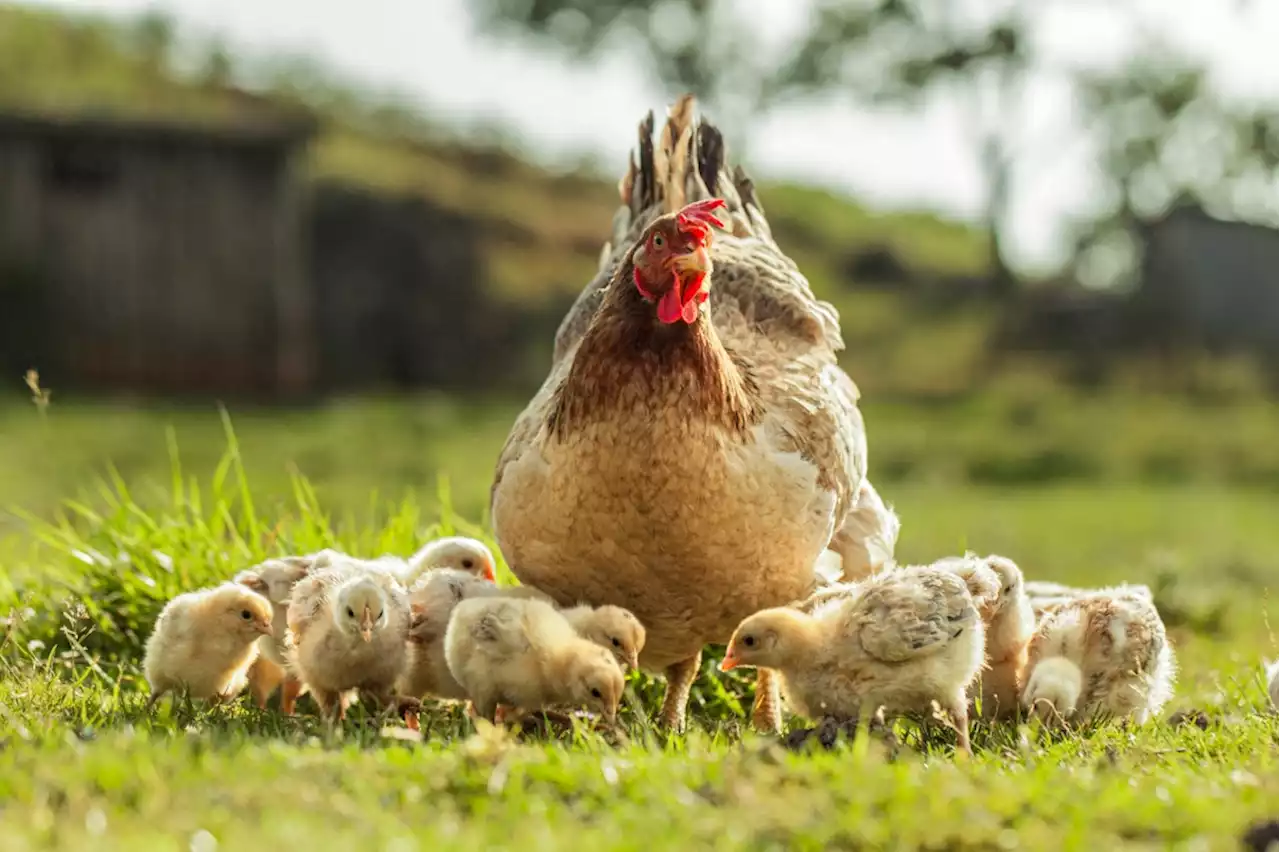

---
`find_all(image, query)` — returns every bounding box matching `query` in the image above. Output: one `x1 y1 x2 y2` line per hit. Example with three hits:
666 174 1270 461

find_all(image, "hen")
720 565 985 753
490 95 885 732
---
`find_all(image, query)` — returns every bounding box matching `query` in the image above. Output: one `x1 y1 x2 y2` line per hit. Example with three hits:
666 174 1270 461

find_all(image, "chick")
721 566 986 753
233 556 313 713
288 557 415 722
401 568 497 701
560 604 646 672
444 596 624 724
1022 591 1175 724
934 553 1035 719
405 536 498 587
143 583 274 709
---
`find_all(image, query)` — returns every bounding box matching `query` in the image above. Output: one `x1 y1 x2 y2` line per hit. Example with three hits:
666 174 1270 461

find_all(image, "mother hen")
491 96 883 732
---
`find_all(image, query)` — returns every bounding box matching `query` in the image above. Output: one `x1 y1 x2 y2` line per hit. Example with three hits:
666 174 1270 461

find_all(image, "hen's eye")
590 688 602 699
611 637 622 647
652 233 664 249
240 610 252 620
743 636 756 647
462 559 474 569
347 607 356 618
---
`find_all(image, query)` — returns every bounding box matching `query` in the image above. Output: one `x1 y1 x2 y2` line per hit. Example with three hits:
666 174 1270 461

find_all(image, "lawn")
0 397 1276 850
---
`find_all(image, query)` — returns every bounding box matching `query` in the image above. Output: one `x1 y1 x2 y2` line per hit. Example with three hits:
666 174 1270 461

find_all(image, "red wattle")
657 286 684 323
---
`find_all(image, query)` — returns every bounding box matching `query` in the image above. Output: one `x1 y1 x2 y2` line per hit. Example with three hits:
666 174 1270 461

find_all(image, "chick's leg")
947 693 972 756
751 669 783 734
311 687 344 724
659 651 701 732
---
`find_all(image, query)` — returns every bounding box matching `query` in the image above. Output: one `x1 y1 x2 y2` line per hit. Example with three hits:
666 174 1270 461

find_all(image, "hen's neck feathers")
549 253 759 439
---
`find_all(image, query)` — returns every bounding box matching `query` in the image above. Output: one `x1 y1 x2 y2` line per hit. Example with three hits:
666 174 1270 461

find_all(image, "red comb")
676 198 726 241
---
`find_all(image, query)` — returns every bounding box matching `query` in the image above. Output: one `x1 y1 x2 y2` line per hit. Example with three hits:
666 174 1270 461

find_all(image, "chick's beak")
256 620 273 636
480 561 497 583
718 648 740 672
359 605 374 642
627 651 640 671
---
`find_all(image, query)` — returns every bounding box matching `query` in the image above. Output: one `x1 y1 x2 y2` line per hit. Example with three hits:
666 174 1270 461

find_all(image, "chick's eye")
347 607 355 618
611 637 621 647
590 688 602 699
743 636 756 647
462 559 474 569
240 610 252 620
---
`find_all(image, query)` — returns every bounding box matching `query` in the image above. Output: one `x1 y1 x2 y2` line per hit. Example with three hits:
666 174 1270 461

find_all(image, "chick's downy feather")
287 556 412 717
143 583 273 705
724 566 985 751
444 597 623 723
1022 592 1175 724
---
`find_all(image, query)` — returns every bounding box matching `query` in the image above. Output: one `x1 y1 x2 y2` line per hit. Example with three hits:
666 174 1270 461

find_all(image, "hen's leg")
751 669 783 734
659 651 701 732
280 676 303 715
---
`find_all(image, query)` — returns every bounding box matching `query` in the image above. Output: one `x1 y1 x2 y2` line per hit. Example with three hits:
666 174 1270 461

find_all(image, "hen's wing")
849 569 977 663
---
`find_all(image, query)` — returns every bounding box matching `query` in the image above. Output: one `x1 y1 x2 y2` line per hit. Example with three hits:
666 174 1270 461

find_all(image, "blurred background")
0 0 1275 533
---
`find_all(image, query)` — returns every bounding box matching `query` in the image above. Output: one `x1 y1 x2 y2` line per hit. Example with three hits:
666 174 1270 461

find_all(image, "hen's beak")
671 245 711 277
359 605 374 642
718 649 740 672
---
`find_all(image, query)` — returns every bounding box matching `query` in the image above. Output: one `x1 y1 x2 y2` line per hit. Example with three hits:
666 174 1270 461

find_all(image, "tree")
471 0 768 147
1070 46 1278 289
772 0 1046 295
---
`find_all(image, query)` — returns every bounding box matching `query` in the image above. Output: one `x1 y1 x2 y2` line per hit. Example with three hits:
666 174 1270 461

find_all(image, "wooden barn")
0 110 316 396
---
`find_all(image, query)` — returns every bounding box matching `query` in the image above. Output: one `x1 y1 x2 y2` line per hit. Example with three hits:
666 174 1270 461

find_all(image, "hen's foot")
659 651 702 732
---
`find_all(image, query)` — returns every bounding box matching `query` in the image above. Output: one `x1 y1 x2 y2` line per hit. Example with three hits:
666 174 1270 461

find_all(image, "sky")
32 0 1280 273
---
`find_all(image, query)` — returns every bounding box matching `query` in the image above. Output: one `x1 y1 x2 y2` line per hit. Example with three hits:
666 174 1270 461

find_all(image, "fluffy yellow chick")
405 537 498 587
721 566 986 754
444 597 624 724
934 553 1035 719
1022 591 1175 724
560 604 646 672
143 583 273 709
234 556 314 713
287 558 415 722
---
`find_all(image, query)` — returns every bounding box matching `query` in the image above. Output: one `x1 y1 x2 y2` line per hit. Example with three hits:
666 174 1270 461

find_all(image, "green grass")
0 400 1276 849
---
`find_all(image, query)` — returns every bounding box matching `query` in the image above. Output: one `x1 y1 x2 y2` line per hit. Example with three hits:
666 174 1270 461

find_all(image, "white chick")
560 604 646 673
143 583 274 709
404 537 498 587
1265 659 1278 710
233 556 313 713
1022 592 1175 724
444 597 624 724
722 565 986 754
934 553 1036 719
288 557 415 722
